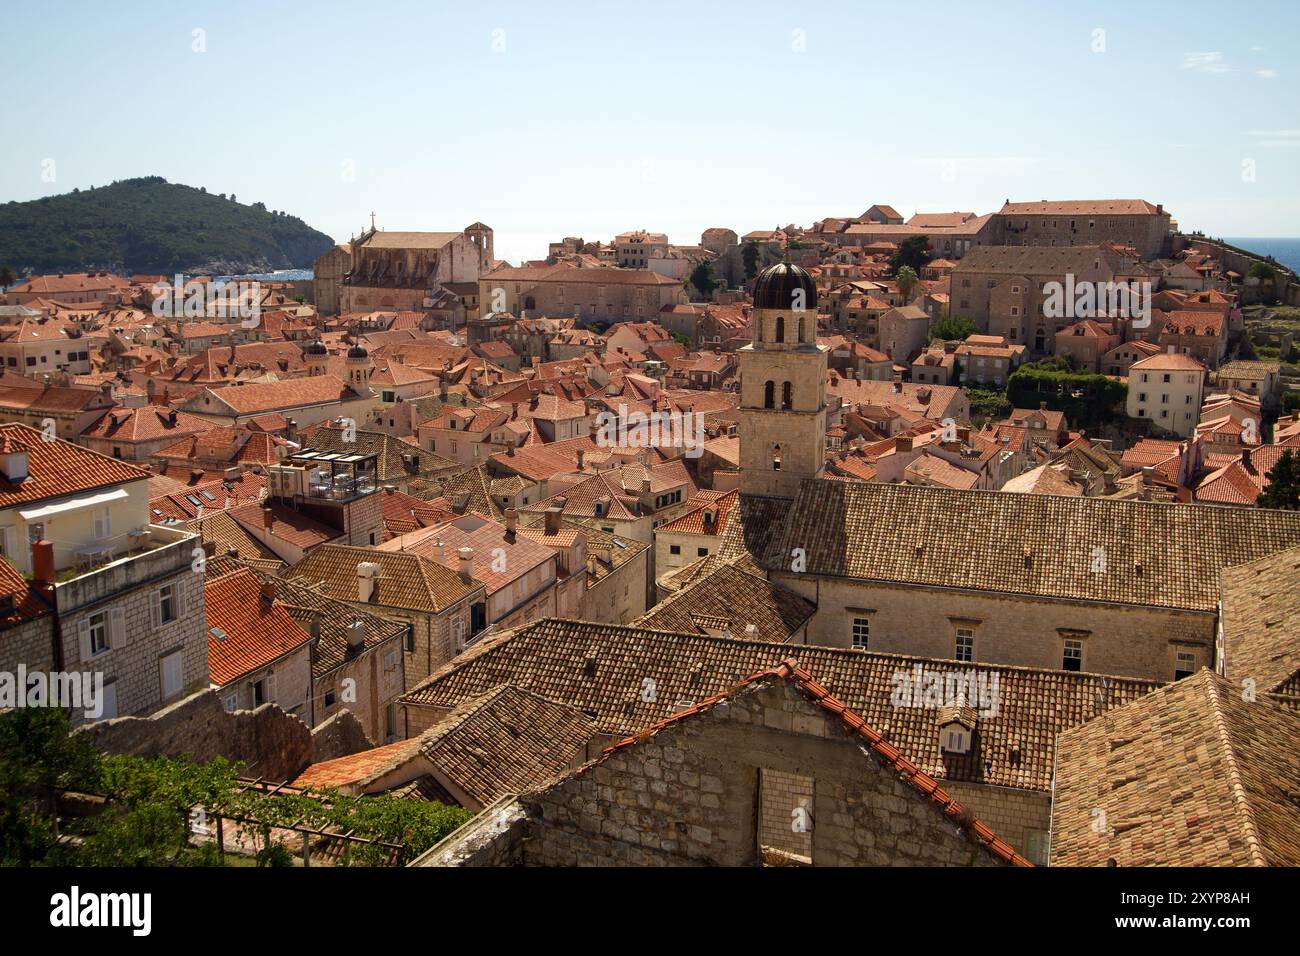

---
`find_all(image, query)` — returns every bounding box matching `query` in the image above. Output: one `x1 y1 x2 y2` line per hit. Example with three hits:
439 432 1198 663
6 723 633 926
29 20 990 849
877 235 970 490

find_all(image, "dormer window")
941 726 971 754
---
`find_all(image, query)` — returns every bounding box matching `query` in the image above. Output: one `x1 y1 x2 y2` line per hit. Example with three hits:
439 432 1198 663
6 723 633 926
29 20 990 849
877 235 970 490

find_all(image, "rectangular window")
89 611 110 656
851 617 870 650
955 628 974 662
223 692 238 713
1063 639 1083 672
1175 651 1196 680
159 584 177 623
669 544 681 555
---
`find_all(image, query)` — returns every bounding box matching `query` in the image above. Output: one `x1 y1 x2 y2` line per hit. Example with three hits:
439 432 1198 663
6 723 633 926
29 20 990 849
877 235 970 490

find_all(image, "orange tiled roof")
206 567 312 684
0 423 149 508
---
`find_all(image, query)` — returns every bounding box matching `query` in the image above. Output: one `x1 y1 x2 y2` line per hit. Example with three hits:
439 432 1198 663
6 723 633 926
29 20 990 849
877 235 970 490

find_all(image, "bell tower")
738 263 827 498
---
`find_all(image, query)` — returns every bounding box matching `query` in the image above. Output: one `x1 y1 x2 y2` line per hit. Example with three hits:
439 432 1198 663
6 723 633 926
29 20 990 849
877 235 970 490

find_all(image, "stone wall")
310 707 373 763
516 680 1009 866
943 780 1051 865
80 688 312 783
411 796 526 867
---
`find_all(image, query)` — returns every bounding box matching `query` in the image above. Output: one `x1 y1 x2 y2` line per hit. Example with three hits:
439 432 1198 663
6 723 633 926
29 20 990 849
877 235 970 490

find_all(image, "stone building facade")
312 242 352 316
342 224 493 312
420 671 1027 867
991 200 1172 260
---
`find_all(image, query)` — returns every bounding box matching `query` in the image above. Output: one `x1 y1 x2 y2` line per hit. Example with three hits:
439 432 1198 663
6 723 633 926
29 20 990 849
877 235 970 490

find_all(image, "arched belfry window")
764 380 775 409
772 444 782 471
782 381 793 410
775 315 785 343
797 316 806 342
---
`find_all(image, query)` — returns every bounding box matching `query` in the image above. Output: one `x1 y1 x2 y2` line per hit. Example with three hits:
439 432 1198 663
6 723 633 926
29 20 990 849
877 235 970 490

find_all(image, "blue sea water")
1223 238 1300 274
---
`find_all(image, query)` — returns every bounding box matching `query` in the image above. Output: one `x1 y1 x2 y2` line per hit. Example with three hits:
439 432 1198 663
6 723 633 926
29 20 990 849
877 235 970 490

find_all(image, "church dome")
346 344 369 360
304 340 328 356
752 262 817 311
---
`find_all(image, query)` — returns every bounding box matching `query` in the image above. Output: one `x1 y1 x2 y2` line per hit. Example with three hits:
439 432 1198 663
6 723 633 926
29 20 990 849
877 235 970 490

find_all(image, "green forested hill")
0 176 335 275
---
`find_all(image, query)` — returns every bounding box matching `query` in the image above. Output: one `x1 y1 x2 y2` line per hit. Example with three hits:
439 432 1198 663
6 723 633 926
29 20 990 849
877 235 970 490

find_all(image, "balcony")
307 474 377 501
53 524 197 617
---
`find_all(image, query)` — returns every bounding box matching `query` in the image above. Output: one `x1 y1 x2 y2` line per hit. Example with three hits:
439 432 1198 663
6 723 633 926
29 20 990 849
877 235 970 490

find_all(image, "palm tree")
896 265 918 303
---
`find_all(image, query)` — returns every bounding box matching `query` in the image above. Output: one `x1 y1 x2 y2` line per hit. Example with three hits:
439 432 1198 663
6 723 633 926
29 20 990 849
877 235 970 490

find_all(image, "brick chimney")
261 507 274 529
505 508 518 536
31 539 55 590
259 580 277 604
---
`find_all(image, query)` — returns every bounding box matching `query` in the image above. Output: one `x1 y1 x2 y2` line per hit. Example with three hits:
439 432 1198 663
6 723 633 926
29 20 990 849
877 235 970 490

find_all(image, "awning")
18 487 129 521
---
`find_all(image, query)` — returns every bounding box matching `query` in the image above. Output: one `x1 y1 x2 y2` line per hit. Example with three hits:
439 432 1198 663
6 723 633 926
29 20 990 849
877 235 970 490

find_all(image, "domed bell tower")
738 263 827 498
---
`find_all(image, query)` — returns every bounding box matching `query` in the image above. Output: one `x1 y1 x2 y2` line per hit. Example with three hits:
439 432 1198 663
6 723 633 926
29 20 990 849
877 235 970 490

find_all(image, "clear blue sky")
5 0 1298 263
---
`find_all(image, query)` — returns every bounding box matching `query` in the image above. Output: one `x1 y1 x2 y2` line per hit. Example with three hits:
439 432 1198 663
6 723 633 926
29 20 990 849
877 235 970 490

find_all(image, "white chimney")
346 618 365 651
356 561 380 602
457 547 475 581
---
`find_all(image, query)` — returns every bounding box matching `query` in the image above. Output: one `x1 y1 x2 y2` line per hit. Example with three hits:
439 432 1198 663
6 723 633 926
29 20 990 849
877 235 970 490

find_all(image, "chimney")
346 618 365 651
31 539 55 588
1243 447 1253 470
505 507 518 536
641 477 652 496
576 449 585 470
356 561 379 602
261 507 274 529
457 547 475 582
545 501 565 534
259 580 277 604
897 436 913 453
1039 401 1047 411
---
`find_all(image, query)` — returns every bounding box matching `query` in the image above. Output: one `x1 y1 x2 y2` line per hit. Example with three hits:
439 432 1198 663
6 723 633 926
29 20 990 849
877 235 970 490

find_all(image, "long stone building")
342 224 494 312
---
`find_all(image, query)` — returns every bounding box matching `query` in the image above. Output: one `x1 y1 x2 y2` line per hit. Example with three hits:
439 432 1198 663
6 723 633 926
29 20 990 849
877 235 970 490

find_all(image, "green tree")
889 235 931 275
1257 450 1300 510
0 266 15 288
895 265 918 303
928 315 975 341
689 261 718 297
742 242 760 281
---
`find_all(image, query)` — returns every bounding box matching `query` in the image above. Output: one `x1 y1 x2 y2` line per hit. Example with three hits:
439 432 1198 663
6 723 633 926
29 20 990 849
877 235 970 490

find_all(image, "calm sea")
1223 238 1300 273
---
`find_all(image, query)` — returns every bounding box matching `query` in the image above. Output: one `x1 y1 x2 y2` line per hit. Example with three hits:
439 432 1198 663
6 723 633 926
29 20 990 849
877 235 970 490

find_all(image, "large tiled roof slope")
1221 546 1300 705
759 480 1300 612
418 685 594 807
400 618 1157 792
1051 670 1300 866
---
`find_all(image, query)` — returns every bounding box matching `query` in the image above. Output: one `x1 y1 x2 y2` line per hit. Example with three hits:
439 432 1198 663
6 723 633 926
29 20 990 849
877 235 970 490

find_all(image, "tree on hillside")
0 266 14 288
742 242 760 281
1257 450 1300 510
889 235 931 275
